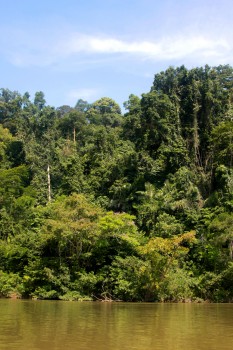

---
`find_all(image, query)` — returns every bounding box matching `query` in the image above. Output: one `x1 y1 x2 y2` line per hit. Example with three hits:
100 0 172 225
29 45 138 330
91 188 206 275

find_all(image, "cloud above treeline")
2 29 232 68
65 33 229 59
65 88 101 104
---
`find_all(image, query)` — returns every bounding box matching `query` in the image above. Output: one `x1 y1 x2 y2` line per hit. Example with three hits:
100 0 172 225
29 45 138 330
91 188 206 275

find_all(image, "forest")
0 64 233 302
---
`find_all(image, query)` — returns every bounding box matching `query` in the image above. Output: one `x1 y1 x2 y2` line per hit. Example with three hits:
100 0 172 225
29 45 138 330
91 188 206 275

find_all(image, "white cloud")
65 88 101 105
64 33 230 60
2 29 232 67
64 34 162 55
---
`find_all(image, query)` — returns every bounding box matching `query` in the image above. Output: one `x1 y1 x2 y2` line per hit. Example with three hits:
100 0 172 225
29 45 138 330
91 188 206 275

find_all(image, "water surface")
0 300 232 350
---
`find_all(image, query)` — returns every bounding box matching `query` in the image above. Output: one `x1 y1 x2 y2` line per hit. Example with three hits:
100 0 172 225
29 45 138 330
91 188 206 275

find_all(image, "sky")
0 0 233 109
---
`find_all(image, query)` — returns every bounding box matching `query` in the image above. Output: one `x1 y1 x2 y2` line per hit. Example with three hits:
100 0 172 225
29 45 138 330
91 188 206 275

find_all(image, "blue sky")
1 0 233 109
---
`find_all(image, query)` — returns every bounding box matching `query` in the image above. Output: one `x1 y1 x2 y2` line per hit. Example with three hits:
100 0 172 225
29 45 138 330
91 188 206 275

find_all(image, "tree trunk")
47 164 51 203
73 127 76 143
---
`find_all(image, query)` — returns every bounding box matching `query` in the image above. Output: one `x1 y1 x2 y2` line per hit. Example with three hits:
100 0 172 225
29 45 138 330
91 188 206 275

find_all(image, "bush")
0 270 25 298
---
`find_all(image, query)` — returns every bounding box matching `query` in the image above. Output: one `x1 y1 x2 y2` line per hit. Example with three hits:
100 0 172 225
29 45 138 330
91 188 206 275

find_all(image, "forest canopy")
0 65 233 302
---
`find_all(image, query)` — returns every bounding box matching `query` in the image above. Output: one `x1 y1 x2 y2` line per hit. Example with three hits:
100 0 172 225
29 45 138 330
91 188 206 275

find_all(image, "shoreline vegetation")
0 290 213 303
0 65 233 303
0 292 222 303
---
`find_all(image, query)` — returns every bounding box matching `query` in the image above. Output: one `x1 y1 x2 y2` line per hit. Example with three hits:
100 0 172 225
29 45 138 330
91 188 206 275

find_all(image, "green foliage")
0 125 13 167
101 256 150 301
138 231 197 301
1 64 233 301
157 266 195 302
211 121 233 167
208 212 233 260
34 91 46 110
0 270 24 297
74 98 90 112
87 97 122 127
195 267 233 302
0 165 30 219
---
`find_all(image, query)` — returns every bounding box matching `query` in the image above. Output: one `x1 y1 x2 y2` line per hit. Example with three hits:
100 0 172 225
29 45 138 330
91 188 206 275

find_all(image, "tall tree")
34 91 46 110
86 97 122 127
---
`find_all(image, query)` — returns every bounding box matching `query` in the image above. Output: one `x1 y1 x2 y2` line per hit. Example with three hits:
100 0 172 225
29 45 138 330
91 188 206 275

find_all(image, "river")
0 300 232 350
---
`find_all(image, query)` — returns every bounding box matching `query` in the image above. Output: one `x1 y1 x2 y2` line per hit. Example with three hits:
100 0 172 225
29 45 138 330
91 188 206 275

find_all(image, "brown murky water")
0 300 232 350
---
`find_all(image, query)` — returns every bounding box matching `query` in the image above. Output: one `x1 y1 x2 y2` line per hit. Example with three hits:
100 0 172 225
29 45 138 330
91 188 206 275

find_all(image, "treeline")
0 64 233 302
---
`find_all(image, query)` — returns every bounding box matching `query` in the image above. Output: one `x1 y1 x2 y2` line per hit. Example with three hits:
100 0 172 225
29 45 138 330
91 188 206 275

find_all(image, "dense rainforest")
0 65 233 302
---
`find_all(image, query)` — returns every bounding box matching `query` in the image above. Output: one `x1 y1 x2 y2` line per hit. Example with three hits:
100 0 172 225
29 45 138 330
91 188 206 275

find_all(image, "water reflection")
0 300 232 350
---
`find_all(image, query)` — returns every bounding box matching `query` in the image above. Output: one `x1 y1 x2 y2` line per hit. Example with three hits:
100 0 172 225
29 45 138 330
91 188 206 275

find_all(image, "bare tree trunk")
193 104 202 168
229 239 233 260
73 127 76 143
47 164 51 203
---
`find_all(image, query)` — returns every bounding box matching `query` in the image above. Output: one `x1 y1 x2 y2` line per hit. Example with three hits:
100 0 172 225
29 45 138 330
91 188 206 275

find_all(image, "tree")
0 125 13 168
1 64 233 301
123 94 142 142
139 231 196 301
40 194 102 270
211 121 233 168
0 88 21 103
86 97 122 126
34 91 46 110
56 110 87 143
74 99 90 112
56 105 73 117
